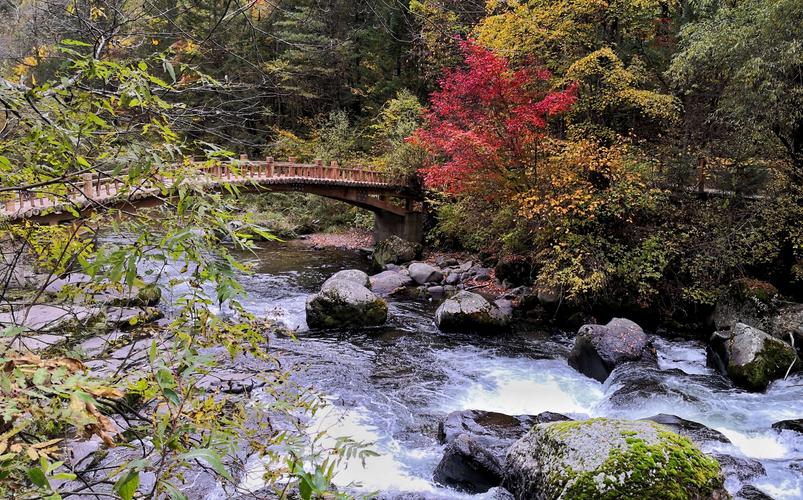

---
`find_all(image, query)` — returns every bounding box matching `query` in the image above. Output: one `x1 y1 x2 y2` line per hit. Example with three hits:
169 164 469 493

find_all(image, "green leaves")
113 470 140 500
180 448 232 481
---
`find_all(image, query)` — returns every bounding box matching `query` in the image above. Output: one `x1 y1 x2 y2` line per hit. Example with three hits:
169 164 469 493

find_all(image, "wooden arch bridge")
1 156 424 242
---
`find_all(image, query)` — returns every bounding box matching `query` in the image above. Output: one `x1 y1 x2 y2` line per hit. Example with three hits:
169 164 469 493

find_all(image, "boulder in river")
305 279 388 329
504 418 727 500
434 291 511 333
434 434 504 494
434 410 570 494
707 322 799 391
772 419 803 434
373 235 421 268
567 318 651 383
408 262 443 285
369 270 413 296
323 269 371 289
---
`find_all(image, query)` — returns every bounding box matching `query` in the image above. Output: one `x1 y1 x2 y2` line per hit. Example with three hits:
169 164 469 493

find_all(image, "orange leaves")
0 352 124 463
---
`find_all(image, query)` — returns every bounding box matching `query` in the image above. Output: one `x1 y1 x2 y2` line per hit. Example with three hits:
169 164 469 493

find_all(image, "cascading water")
129 237 803 499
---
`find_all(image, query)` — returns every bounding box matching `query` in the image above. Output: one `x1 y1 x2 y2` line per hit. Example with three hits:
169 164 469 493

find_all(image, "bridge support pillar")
374 211 424 243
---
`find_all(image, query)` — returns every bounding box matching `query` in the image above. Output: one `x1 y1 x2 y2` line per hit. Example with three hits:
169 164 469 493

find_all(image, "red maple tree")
411 41 577 195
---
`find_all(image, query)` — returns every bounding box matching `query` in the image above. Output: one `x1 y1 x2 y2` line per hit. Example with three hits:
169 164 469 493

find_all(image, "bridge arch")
2 157 425 242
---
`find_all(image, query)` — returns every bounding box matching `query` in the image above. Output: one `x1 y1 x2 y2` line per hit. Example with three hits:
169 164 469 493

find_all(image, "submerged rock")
373 236 421 268
504 418 727 500
567 318 651 383
305 279 388 329
707 323 799 391
435 410 570 494
408 262 443 285
434 291 511 333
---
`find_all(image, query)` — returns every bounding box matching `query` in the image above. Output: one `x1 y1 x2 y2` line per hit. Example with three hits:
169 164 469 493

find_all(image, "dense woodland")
1 0 802 498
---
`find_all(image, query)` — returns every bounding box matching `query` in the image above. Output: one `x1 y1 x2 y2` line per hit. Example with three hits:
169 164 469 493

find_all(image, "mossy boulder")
504 418 727 500
305 279 388 329
435 291 511 333
373 235 421 268
707 322 799 391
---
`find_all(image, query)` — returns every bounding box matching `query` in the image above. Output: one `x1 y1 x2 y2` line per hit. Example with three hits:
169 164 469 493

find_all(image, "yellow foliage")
475 0 666 70
566 48 680 123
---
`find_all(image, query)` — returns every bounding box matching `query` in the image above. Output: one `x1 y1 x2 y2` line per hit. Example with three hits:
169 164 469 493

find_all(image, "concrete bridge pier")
374 211 424 243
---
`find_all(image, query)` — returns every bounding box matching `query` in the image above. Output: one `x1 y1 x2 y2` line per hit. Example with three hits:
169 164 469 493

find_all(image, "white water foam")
438 352 605 417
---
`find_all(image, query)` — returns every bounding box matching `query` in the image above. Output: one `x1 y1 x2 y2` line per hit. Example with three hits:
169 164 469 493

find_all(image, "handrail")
1 155 406 219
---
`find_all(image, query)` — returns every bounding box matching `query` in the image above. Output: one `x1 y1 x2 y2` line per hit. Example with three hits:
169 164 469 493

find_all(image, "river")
149 239 803 499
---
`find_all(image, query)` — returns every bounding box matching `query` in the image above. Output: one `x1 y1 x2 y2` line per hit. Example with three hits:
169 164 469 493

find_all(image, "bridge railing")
2 155 401 217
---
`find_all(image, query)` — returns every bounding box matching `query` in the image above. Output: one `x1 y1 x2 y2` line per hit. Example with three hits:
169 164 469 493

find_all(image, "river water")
154 239 803 499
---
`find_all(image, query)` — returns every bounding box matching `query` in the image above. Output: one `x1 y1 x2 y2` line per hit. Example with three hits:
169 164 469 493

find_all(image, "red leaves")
411 41 577 195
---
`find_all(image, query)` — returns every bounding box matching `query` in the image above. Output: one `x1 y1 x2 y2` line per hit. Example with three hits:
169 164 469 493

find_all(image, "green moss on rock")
505 419 727 500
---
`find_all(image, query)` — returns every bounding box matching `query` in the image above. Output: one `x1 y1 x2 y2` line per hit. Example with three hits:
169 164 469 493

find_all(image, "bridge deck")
2 157 412 221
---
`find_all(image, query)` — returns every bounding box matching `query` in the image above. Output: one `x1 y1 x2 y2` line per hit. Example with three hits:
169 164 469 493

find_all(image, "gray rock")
9 333 67 352
445 272 462 286
323 269 371 289
428 285 445 298
44 273 92 294
567 318 651 383
504 419 727 500
435 291 511 333
306 279 388 329
440 410 570 452
642 414 730 444
713 454 766 482
373 236 421 267
435 410 569 494
434 434 504 493
772 419 803 434
494 299 513 317
409 262 444 285
736 485 774 500
369 270 413 296
707 323 799 391
0 304 101 332
436 256 459 267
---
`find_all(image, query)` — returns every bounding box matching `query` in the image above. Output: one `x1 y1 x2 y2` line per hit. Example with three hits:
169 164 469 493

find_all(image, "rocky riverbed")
3 237 803 499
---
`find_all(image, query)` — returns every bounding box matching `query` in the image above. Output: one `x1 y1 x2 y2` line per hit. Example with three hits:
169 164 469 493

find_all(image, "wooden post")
288 157 296 176
315 159 323 177
697 157 706 194
267 157 274 178
83 173 94 199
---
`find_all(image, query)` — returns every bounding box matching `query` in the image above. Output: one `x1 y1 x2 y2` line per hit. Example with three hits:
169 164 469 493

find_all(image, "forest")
1 0 802 499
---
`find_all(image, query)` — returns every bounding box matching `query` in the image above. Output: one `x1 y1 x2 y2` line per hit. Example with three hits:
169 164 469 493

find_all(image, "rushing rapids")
130 237 803 499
